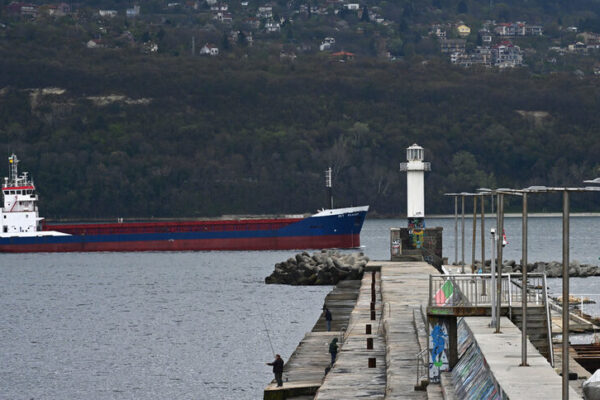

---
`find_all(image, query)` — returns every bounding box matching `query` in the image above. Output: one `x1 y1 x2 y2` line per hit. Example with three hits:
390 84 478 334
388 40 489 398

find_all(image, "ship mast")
8 154 18 187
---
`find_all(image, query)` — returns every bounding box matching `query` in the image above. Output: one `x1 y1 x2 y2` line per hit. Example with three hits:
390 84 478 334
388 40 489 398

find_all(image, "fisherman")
329 338 338 365
267 354 284 387
324 306 333 332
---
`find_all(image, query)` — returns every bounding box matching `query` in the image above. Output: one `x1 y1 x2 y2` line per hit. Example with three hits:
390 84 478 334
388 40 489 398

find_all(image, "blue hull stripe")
0 211 367 246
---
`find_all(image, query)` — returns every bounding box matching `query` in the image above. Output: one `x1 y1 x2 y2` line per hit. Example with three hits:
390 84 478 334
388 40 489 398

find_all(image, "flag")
434 280 454 306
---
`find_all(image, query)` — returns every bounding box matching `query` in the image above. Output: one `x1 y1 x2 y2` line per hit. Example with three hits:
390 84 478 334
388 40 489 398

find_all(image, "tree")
221 32 230 50
361 5 369 22
237 31 247 46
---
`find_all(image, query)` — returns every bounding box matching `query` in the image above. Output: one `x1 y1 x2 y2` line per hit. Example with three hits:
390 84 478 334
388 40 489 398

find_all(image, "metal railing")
428 272 554 367
415 348 428 388
542 274 555 367
428 273 547 308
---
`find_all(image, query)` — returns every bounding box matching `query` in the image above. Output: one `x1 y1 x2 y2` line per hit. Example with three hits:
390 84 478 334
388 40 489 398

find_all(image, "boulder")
266 250 369 285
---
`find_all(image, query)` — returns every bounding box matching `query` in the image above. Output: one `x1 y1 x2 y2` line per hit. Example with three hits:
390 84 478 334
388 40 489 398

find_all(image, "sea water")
1 216 599 399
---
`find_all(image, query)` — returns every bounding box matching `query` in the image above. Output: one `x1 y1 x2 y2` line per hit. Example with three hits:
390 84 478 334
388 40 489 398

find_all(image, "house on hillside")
319 37 335 51
99 9 118 18
200 43 219 56
6 2 38 16
264 20 280 32
257 5 273 18
457 24 470 37
244 17 260 30
430 24 447 39
86 39 105 48
126 5 140 17
331 51 355 62
440 38 466 54
44 3 70 16
492 41 523 67
525 25 543 36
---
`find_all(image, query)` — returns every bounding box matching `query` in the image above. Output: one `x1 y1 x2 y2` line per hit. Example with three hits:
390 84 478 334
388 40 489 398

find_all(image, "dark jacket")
268 357 284 373
325 309 332 321
329 338 338 354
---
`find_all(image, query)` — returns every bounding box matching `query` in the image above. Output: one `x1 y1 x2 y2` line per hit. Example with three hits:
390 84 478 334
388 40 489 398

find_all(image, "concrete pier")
466 316 580 399
314 270 386 399
264 280 360 399
266 260 589 399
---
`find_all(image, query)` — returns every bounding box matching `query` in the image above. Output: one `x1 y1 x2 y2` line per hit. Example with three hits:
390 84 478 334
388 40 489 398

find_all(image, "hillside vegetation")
1 0 600 217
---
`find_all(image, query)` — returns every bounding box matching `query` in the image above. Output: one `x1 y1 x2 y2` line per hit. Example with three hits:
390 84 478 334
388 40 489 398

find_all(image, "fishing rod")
257 302 276 358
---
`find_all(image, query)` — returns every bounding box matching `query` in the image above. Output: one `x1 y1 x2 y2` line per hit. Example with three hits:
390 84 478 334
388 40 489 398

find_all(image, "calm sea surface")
1 216 599 399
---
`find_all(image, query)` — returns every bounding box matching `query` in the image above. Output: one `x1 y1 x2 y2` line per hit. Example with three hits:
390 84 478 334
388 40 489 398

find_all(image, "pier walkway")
377 261 438 399
266 260 589 399
466 316 581 399
314 270 386 399
264 280 360 399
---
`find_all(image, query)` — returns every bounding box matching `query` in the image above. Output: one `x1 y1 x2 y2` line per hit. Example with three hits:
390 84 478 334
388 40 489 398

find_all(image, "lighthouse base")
390 227 443 268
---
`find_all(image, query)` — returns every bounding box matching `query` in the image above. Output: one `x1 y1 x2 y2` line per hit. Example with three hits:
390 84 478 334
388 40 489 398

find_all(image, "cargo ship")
0 155 368 252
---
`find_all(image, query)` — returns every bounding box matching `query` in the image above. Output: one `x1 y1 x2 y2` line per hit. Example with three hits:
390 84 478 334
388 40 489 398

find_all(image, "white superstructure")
1 154 68 237
400 144 431 219
313 205 369 217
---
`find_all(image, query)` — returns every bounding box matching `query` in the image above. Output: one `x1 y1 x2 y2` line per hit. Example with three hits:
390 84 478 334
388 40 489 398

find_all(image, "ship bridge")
1 154 41 234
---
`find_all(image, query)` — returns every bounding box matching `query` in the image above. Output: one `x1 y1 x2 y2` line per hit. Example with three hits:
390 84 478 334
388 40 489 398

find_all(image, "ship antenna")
325 167 333 209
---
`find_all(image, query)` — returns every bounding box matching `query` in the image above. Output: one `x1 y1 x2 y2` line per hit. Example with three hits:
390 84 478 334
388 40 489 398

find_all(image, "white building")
200 43 219 56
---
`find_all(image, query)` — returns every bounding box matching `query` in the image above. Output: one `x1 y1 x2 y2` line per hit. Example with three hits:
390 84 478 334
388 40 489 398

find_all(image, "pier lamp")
523 185 600 400
492 188 530 366
477 188 506 334
475 189 497 287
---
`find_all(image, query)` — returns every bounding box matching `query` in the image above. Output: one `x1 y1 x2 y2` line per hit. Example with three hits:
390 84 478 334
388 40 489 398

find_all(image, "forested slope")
1 42 600 218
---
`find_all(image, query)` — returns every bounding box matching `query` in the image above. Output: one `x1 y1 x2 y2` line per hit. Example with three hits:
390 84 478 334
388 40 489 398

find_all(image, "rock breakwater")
265 250 369 285
465 260 600 278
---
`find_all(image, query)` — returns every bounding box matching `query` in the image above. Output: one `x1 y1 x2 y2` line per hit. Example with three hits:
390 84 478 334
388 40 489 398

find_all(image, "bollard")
367 337 373 349
366 324 372 334
368 357 376 368
370 310 376 320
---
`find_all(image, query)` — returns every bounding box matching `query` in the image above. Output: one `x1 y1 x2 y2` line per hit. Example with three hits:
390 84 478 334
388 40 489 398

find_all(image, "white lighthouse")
400 144 431 229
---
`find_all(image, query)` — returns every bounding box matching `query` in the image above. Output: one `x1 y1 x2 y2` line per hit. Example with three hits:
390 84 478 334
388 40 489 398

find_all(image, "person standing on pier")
267 354 284 387
329 338 338 365
324 307 333 331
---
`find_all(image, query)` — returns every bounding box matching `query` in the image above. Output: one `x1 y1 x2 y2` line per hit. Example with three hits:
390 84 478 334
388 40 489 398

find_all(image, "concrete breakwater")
265 250 369 285
464 259 600 278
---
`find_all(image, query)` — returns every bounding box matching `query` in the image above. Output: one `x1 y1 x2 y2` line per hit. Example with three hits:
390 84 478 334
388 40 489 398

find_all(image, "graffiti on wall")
408 217 425 249
429 321 449 383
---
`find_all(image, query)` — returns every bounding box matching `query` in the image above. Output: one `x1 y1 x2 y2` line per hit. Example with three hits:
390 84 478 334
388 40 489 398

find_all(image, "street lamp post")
480 193 485 275
472 196 477 273
455 196 458 265
494 188 529 365
496 192 504 333
521 191 529 366
524 184 600 400
461 194 465 273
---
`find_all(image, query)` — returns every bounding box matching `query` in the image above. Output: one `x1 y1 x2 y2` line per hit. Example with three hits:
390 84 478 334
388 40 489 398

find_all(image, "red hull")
0 234 361 253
